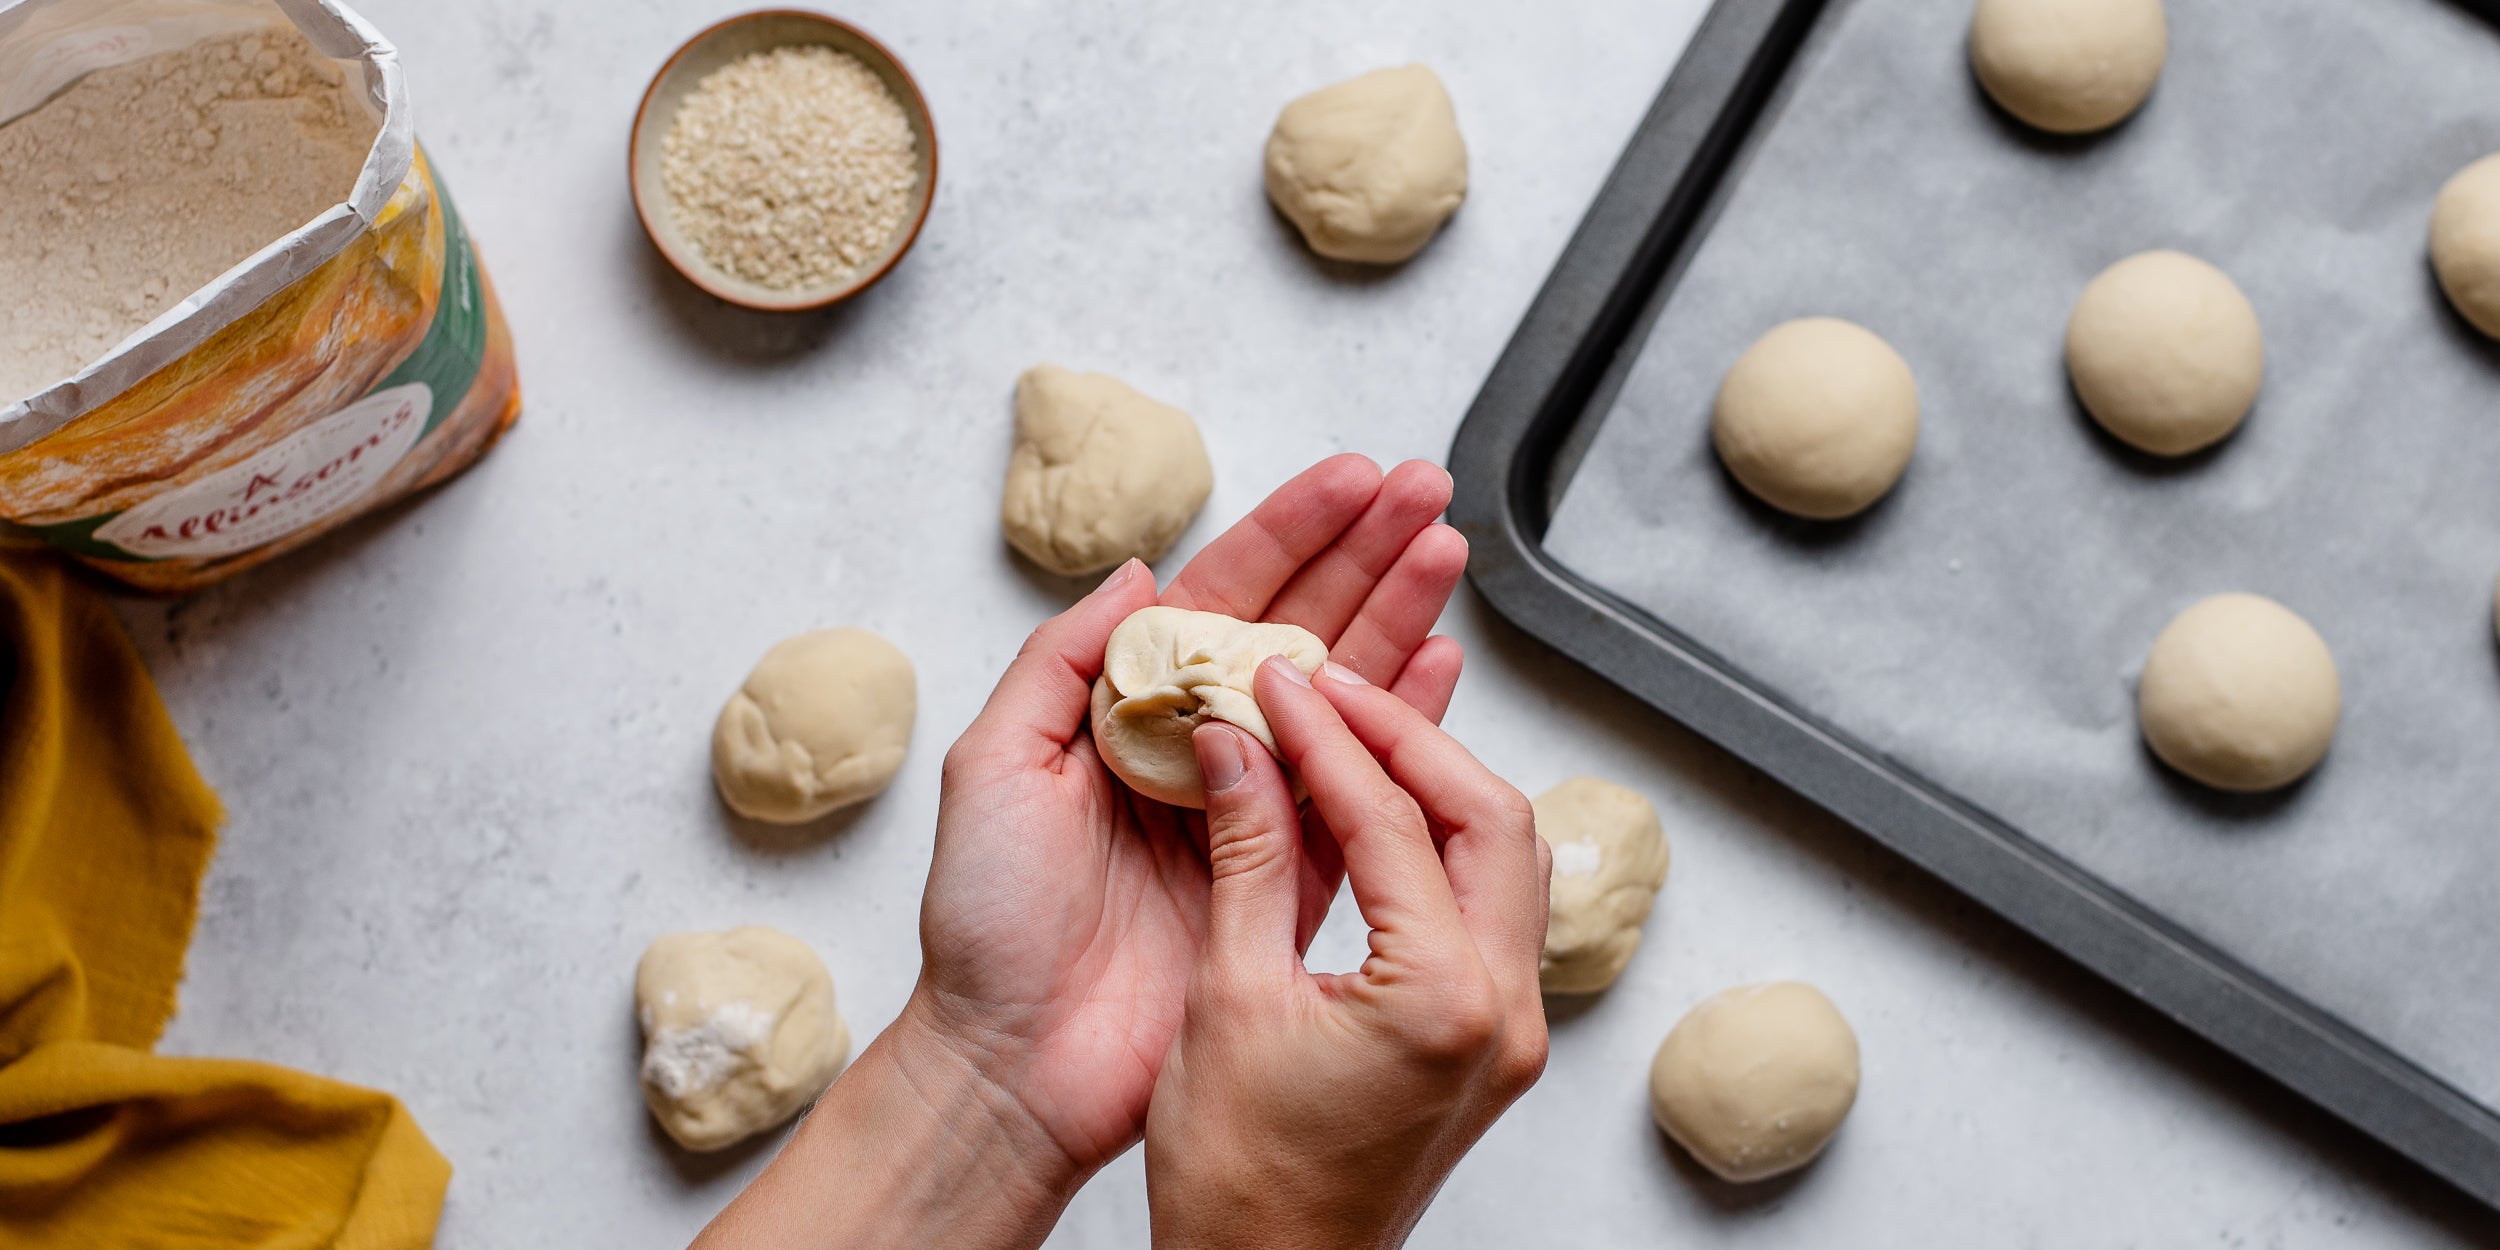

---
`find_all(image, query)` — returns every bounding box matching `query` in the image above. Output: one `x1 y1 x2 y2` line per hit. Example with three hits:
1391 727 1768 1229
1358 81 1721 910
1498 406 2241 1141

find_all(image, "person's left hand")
909 455 1470 1194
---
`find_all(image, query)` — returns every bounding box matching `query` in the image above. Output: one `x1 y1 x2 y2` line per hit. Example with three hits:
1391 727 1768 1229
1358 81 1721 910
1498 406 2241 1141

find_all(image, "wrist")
880 986 1092 1206
1150 1164 1403 1250
692 989 1084 1250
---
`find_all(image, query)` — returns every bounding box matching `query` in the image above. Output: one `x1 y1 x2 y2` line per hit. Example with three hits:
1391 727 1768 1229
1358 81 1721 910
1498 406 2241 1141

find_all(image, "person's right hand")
1143 657 1551 1250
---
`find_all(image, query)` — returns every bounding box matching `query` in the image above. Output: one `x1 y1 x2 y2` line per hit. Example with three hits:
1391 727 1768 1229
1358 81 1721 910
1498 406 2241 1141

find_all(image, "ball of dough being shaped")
636 927 851 1152
1969 0 2167 134
1264 64 1468 265
2066 251 2265 457
1535 777 1671 995
2431 153 2500 341
1001 365 1215 576
1712 317 1920 520
1088 606 1328 808
2138 593 2340 792
712 628 916 824
1649 982 1860 1183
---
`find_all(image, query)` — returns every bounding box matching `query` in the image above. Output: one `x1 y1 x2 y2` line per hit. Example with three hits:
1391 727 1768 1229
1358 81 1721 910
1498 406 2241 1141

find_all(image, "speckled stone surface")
113 1 2490 1245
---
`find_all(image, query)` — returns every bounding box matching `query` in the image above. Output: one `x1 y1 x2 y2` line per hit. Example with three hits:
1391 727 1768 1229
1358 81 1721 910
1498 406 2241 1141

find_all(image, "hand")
696 456 1471 1250
1144 659 1551 1250
914 457 1467 1174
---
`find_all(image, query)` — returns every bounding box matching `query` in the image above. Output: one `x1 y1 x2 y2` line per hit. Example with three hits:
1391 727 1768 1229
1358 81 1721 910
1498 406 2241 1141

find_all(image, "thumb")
1193 722 1304 973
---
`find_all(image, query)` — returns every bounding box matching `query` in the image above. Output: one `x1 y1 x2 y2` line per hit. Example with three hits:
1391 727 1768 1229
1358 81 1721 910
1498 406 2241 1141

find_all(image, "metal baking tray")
1450 0 2500 1210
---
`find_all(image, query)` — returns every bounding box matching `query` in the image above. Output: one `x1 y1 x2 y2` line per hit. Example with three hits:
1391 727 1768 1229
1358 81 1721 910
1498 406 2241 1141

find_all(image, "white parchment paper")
1547 0 2500 1107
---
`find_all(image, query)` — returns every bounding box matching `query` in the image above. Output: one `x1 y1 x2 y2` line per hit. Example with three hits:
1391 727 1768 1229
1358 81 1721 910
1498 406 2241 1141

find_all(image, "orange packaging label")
0 146 521 593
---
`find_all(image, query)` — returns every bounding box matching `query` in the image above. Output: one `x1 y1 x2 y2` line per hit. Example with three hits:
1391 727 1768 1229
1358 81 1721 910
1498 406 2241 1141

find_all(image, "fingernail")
1096 559 1144 594
1264 655 1312 687
1197 725 1247 793
1319 662 1369 687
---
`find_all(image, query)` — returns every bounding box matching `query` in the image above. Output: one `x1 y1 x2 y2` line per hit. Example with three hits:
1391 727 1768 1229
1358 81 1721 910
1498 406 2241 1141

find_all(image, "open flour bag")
0 0 519 592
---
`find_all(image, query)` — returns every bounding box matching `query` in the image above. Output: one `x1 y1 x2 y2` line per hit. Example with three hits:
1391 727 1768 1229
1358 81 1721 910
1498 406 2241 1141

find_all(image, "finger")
1295 805 1347 954
1312 664 1546 985
1329 524 1468 686
1195 723 1305 970
1386 635 1465 725
1163 454 1382 620
1257 657 1465 944
1265 460 1453 646
955 561 1157 769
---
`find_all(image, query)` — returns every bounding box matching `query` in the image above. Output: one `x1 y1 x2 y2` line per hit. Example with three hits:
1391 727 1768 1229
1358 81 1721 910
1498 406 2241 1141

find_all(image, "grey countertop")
115 0 2491 1244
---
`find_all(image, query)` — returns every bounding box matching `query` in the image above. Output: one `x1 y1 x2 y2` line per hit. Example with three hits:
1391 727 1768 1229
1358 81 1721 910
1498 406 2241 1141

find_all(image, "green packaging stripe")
383 149 490 437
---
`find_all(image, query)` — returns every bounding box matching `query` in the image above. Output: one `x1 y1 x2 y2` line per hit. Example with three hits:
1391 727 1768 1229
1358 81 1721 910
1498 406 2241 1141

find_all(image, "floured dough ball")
2431 153 2500 340
1969 0 2167 135
1001 365 1215 575
1264 64 1467 264
1535 777 1671 994
713 628 915 823
1650 982 1860 1183
2066 251 2264 456
1712 317 1919 520
2138 593 2339 792
636 926 851 1151
1089 606 1328 808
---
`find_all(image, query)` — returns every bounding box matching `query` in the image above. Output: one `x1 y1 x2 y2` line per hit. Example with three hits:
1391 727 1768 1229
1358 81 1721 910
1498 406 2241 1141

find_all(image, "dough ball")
1649 982 1860 1183
636 926 851 1152
1264 64 1468 264
2431 153 2500 340
1535 777 1671 994
712 628 915 824
2138 593 2339 792
1712 317 1920 520
1969 0 2167 134
1001 365 1215 576
1089 606 1328 808
2065 250 2264 456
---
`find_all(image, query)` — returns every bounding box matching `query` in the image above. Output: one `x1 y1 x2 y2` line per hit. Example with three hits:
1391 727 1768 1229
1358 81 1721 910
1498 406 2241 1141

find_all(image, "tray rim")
1447 0 2500 1211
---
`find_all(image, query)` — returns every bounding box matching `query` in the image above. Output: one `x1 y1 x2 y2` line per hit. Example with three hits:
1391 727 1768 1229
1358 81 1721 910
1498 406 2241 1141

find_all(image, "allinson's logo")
95 383 434 560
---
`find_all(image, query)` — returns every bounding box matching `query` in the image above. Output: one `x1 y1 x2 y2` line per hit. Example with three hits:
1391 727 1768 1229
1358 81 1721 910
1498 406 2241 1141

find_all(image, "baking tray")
1449 0 2500 1211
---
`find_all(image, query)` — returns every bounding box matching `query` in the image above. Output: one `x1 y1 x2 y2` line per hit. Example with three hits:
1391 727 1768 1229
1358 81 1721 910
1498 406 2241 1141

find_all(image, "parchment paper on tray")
1545 0 2500 1107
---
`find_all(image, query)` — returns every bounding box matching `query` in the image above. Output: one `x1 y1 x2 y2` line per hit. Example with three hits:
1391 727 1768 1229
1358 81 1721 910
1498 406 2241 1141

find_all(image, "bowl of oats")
630 10 936 311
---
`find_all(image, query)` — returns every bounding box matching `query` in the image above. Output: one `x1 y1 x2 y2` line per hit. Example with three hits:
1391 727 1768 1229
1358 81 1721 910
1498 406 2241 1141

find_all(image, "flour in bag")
0 26 374 402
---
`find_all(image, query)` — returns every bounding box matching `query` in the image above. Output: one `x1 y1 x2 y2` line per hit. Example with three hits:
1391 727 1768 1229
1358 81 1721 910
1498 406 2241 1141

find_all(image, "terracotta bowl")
630 10 937 311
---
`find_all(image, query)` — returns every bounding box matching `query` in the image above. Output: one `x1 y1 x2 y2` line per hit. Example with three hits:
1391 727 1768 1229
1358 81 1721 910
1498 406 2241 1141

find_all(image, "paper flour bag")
0 0 520 592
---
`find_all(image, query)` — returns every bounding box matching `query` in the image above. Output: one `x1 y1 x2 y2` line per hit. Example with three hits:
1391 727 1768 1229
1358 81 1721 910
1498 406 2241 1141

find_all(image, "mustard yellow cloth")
0 556 449 1248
